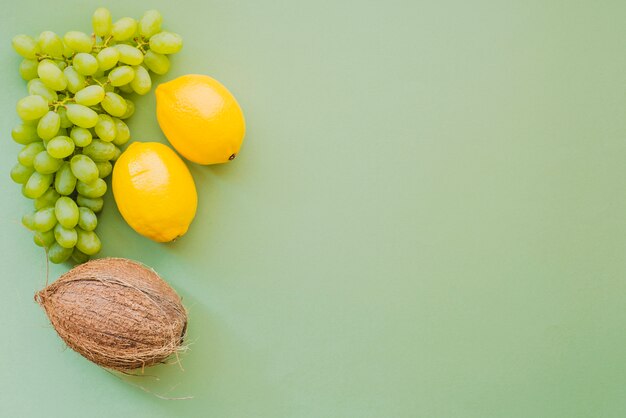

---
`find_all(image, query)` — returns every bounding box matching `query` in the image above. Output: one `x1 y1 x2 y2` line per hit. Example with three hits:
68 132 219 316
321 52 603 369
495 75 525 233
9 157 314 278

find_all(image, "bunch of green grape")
10 8 182 264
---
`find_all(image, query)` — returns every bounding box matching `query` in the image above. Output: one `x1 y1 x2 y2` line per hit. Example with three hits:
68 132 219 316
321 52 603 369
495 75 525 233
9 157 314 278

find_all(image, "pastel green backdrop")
1 1 626 417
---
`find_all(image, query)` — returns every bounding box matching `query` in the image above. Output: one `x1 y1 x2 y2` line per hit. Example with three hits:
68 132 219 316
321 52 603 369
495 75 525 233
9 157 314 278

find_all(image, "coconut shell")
35 258 187 371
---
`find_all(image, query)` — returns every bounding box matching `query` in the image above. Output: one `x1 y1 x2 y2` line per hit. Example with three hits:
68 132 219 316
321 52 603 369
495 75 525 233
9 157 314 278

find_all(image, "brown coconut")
35 258 188 371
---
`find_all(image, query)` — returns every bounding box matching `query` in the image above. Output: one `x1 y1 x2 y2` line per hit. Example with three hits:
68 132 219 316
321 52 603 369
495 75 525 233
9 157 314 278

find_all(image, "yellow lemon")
112 142 197 242
155 74 246 165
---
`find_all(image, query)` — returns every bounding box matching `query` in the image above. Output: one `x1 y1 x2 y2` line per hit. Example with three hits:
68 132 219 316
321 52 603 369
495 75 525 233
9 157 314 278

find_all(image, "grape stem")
134 36 149 53
51 97 74 111
36 53 69 63
88 77 109 87
92 35 114 51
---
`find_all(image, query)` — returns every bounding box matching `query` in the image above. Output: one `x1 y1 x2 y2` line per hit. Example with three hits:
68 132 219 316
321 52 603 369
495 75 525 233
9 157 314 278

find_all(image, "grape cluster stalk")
10 8 182 264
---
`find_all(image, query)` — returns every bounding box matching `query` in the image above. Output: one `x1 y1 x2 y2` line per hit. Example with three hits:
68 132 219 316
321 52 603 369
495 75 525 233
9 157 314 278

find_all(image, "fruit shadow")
104 290 281 411
160 158 248 258
206 156 251 183
161 162 215 260
106 292 214 401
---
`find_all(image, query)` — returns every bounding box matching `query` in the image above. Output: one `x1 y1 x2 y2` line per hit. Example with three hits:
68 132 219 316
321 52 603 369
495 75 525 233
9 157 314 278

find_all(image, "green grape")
95 161 112 178
16 95 49 121
130 66 151 95
111 17 137 41
95 114 117 142
71 248 90 264
23 172 54 199
12 124 40 145
143 50 170 75
73 52 99 76
82 139 116 161
92 7 112 37
76 195 103 213
34 230 55 248
63 31 93 53
21 117 40 126
70 154 99 184
46 136 75 159
112 118 130 146
120 99 135 119
96 47 119 71
32 213 50 233
18 142 46 167
22 212 36 230
10 163 34 184
23 117 40 126
118 83 134 94
49 242 73 264
54 162 77 195
27 79 58 103
55 60 68 71
76 178 107 198
37 110 61 140
54 196 79 229
21 118 41 126
12 34 40 59
38 59 67 91
19 59 39 81
64 66 87 94
62 41 74 58
110 145 122 161
70 127 92 147
114 44 143 65
74 85 105 106
65 103 98 128
93 69 106 79
38 31 64 57
32 207 57 232
56 106 73 128
108 65 135 86
33 234 44 247
34 188 60 210
149 31 182 55
101 92 127 117
33 151 63 174
139 10 162 38
77 207 98 231
76 228 101 255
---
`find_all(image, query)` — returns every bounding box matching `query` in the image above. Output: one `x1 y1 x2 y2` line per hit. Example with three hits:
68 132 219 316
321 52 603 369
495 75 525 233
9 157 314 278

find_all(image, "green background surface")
1 1 626 417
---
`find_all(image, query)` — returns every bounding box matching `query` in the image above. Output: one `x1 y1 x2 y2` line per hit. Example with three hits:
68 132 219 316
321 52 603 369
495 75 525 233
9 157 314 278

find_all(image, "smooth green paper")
1 1 626 417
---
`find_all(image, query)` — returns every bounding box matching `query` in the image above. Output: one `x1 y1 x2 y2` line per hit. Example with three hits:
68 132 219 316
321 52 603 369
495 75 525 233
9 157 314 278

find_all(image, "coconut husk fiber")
35 257 188 372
